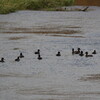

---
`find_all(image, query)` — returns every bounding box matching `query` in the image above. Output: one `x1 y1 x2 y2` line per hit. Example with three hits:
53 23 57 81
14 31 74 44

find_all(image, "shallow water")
0 7 100 100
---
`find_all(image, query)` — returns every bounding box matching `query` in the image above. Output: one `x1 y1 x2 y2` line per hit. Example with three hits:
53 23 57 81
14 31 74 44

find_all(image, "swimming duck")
19 53 24 58
35 49 40 54
0 58 5 62
72 48 80 54
56 51 61 56
85 52 93 57
72 48 74 55
15 57 20 62
37 54 42 60
79 51 84 56
92 50 96 54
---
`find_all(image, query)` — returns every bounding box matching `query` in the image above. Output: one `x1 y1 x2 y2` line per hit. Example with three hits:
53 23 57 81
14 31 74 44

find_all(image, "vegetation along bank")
0 0 74 14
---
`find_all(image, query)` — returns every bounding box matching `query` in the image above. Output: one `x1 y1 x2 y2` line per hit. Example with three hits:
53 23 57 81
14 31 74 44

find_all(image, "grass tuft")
0 0 74 14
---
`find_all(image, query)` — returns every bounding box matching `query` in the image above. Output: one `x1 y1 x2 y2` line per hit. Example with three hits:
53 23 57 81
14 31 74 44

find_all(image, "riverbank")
0 0 74 14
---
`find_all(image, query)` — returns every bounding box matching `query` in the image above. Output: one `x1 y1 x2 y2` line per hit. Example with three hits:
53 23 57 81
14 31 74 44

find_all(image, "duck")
0 58 5 62
19 53 24 58
79 51 84 56
37 54 42 60
56 51 61 56
15 57 20 62
35 49 40 54
92 50 96 54
72 48 74 55
72 48 80 54
85 52 93 57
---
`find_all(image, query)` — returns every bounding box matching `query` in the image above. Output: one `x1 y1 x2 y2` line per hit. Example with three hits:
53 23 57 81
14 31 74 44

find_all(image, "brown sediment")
9 27 32 31
0 73 32 78
0 22 12 24
3 25 81 31
65 26 81 28
38 25 81 29
8 36 28 40
79 74 100 81
2 30 81 34
0 25 81 35
13 48 20 50
46 34 84 38
9 27 59 31
17 88 100 96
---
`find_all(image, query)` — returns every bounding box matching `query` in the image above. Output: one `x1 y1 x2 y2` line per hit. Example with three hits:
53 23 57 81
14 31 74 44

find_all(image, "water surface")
0 7 100 100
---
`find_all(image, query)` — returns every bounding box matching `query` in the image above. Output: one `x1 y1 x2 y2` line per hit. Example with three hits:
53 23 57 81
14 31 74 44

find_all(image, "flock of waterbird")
72 48 96 57
0 48 97 63
0 49 43 63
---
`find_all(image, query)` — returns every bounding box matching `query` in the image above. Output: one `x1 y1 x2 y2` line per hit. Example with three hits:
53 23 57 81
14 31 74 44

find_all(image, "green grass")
0 0 74 14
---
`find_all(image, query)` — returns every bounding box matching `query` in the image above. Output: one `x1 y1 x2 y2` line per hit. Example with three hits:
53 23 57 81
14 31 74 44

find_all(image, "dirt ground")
74 0 100 6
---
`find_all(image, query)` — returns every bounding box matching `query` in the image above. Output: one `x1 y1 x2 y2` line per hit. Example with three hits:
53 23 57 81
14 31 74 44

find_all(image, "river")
0 6 100 100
